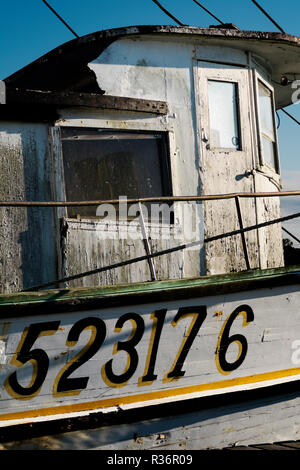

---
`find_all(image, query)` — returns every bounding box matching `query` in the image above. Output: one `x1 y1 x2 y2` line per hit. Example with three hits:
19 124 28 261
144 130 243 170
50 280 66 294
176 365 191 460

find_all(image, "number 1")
138 309 167 386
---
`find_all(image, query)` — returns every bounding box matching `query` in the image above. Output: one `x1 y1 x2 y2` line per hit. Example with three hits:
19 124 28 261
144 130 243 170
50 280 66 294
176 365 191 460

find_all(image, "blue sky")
2 0 299 79
1 0 300 242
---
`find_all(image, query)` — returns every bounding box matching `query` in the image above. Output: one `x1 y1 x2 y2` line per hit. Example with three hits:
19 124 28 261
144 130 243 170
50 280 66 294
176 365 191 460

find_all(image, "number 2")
53 317 106 396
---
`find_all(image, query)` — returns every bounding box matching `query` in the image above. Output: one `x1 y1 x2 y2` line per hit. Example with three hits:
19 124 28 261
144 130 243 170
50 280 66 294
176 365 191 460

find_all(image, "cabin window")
60 127 172 221
256 79 278 171
207 80 241 150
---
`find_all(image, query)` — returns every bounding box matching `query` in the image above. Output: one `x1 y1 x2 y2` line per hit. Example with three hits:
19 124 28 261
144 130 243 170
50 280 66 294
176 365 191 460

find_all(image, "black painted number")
216 304 254 374
54 317 106 395
139 309 167 385
164 306 207 381
102 312 145 387
5 303 255 402
5 321 60 399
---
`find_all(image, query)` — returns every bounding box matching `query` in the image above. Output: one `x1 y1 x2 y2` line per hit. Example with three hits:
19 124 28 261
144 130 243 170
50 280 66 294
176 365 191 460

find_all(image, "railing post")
138 202 157 281
234 196 251 270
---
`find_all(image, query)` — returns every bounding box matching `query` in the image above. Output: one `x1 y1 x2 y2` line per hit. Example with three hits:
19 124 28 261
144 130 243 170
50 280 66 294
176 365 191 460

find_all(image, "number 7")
163 306 207 382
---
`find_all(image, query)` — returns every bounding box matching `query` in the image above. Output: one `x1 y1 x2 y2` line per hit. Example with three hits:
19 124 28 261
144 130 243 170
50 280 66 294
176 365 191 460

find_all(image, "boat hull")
0 265 299 449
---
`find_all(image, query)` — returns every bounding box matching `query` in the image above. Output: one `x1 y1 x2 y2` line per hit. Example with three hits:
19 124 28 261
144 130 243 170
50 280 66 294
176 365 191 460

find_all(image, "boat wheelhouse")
0 24 300 449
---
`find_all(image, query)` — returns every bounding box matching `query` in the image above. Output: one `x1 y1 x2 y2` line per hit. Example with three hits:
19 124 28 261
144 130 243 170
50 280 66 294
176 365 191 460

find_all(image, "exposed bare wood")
3 88 168 114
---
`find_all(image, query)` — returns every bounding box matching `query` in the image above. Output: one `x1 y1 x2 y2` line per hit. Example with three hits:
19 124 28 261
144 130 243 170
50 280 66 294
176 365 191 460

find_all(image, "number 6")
216 305 254 375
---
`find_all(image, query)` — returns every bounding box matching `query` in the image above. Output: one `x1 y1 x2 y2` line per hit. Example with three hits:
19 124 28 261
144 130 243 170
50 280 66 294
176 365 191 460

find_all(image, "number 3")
101 313 145 387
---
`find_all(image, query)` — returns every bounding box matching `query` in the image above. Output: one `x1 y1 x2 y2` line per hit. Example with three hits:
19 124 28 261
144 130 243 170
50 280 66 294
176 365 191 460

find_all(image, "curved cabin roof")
4 25 300 109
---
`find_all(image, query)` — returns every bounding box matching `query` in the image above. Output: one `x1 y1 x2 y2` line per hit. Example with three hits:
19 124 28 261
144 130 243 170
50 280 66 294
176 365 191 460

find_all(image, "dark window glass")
60 128 172 220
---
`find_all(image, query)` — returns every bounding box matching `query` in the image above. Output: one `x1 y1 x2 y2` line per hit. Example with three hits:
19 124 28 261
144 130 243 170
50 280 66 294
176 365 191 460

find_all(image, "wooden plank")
2 379 300 449
4 89 168 115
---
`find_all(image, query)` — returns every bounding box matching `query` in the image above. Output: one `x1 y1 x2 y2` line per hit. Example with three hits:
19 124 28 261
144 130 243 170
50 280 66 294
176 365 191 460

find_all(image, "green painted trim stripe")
0 265 299 316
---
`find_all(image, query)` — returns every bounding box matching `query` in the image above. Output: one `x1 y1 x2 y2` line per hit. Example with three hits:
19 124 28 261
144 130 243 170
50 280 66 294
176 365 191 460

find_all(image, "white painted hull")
0 266 299 449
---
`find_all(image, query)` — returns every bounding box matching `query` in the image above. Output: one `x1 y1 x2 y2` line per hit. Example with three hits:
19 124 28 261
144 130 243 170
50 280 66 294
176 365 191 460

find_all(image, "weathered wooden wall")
1 390 300 450
86 38 208 281
62 218 184 286
255 174 284 269
85 36 284 279
0 122 57 292
0 35 285 292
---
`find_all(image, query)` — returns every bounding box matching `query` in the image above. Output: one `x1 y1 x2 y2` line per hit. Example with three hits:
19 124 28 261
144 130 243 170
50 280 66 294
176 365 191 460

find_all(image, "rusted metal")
4 88 168 114
0 190 300 207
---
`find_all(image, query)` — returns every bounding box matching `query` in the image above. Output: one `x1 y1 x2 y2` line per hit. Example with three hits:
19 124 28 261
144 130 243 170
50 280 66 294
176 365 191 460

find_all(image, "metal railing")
0 190 299 291
1 189 300 206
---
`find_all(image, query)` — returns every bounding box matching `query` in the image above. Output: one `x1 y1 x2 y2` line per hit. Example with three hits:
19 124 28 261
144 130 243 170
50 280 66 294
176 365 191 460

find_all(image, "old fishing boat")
1 23 300 450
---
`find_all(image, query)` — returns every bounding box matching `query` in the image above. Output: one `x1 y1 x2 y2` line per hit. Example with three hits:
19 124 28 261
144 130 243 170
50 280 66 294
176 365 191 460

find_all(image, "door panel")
197 63 259 274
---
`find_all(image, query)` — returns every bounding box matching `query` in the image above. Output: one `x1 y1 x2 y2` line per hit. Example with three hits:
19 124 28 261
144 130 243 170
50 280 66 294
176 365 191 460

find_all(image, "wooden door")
197 63 258 274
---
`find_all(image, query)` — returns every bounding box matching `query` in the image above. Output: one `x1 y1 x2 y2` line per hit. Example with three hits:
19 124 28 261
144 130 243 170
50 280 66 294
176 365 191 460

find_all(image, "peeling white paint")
0 340 6 364
0 34 285 292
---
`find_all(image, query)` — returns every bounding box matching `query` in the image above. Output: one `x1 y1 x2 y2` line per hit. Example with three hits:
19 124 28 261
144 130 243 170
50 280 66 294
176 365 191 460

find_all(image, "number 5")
5 321 60 400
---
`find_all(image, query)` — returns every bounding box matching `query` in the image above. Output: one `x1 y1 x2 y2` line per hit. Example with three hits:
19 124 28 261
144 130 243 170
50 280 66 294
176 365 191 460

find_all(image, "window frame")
253 70 280 175
57 126 174 222
207 78 242 151
196 63 252 159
